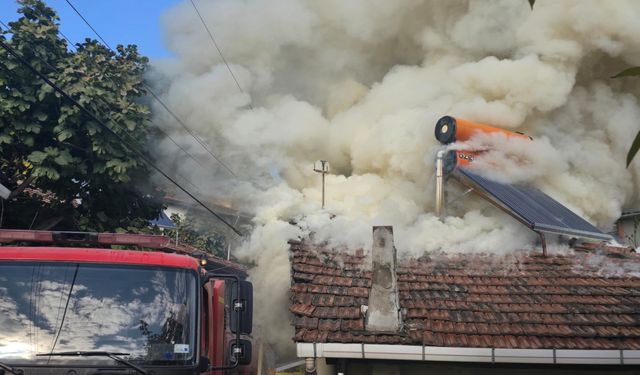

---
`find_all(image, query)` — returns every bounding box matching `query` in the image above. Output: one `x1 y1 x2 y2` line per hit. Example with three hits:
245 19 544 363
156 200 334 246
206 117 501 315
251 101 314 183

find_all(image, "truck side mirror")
230 280 253 334
229 339 252 366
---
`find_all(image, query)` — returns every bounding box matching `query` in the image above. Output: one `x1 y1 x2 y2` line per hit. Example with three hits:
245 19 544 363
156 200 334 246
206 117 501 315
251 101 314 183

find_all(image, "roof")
0 246 201 272
150 209 177 229
289 240 640 350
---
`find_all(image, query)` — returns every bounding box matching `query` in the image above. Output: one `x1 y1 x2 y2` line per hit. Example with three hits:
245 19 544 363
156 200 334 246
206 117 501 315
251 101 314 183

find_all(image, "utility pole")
313 160 330 209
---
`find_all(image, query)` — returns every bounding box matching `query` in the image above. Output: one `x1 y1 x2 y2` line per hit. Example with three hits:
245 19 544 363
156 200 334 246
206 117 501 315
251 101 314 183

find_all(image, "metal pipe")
539 232 548 257
322 169 325 209
436 150 445 218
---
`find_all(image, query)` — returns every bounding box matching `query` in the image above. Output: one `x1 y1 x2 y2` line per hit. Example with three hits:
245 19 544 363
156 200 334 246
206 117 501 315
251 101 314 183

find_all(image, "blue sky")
0 0 182 58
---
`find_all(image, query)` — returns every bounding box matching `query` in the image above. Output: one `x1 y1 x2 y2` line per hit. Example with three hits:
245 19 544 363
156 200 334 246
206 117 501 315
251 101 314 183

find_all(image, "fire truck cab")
0 229 254 375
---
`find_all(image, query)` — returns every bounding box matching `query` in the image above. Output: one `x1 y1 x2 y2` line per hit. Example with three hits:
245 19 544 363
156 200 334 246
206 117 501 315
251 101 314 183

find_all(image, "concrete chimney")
365 226 401 332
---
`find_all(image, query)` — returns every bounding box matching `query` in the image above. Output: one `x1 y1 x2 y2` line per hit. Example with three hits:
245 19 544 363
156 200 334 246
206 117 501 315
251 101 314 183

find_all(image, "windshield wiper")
0 361 23 375
36 351 147 375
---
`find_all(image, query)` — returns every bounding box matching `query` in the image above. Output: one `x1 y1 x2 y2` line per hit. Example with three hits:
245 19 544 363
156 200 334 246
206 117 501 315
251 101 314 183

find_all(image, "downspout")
305 357 317 375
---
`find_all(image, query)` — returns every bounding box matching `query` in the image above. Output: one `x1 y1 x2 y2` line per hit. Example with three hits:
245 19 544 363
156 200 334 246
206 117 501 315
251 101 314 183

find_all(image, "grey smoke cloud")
152 0 640 358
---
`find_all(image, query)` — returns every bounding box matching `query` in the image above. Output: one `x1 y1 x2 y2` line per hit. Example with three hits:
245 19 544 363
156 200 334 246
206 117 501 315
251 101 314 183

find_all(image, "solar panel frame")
453 168 612 241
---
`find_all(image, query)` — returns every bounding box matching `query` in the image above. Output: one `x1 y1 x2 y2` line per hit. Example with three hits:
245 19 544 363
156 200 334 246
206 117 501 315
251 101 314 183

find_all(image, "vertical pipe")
321 162 326 209
305 357 317 375
617 220 625 243
539 232 548 257
435 150 445 218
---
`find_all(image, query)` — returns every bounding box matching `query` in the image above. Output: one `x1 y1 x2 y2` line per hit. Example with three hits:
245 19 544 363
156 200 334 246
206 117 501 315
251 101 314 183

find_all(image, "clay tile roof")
288 239 640 350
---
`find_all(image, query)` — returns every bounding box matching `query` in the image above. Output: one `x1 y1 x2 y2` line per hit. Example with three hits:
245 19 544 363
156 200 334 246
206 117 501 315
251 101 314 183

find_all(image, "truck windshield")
0 262 197 366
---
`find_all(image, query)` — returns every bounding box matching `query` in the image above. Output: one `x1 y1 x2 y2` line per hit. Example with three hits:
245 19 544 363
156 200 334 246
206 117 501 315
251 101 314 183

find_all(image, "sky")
0 0 181 58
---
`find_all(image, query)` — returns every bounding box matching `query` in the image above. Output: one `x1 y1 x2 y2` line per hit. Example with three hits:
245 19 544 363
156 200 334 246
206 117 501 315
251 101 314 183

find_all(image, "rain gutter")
297 343 640 365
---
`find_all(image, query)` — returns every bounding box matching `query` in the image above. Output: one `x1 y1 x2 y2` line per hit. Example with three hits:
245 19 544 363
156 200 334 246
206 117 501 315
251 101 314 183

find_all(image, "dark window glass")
0 262 197 366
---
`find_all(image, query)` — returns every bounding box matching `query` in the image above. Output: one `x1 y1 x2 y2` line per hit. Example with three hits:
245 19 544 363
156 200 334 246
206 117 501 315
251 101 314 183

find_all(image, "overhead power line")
0 39 243 236
63 0 238 178
189 0 253 110
64 0 111 49
144 88 238 177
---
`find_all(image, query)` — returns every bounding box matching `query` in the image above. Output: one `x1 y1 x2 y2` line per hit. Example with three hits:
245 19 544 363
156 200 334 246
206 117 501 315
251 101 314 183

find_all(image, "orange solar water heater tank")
435 115 532 145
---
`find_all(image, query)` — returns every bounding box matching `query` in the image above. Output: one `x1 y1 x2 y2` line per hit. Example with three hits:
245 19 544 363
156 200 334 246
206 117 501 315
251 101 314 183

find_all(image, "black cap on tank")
435 116 457 144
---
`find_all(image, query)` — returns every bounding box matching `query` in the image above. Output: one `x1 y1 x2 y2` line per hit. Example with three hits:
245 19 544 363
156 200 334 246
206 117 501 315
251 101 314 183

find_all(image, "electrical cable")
144 87 238 177
0 39 243 236
64 0 112 50
189 0 253 110
63 0 239 178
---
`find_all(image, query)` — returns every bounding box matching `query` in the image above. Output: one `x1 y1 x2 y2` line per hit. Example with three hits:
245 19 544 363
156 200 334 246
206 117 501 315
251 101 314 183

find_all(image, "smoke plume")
151 0 640 358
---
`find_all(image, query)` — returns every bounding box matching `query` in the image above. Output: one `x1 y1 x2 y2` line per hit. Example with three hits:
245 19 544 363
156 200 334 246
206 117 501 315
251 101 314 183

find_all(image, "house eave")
296 342 640 365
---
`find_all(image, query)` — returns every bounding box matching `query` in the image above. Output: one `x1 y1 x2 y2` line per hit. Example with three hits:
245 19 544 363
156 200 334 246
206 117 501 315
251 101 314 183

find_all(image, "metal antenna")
313 160 330 209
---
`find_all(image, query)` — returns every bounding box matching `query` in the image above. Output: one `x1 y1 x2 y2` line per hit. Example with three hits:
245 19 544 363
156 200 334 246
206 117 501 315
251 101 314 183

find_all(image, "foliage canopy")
0 0 163 231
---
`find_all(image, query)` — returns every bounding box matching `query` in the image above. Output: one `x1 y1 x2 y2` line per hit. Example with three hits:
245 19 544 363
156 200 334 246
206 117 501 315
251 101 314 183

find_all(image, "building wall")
331 359 640 375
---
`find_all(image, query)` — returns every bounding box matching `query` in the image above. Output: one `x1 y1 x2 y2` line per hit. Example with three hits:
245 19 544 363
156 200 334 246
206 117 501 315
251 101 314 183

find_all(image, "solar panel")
453 168 612 241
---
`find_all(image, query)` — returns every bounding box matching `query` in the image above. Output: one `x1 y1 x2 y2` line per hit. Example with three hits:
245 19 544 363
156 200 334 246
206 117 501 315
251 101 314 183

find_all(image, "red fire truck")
0 229 254 375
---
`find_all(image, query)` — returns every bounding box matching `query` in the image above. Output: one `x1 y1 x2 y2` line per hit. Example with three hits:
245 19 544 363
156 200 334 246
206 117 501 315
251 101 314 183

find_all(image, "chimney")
365 226 401 332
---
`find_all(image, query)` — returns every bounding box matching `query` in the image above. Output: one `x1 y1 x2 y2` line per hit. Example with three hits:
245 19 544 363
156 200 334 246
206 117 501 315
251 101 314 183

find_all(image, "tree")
0 0 163 231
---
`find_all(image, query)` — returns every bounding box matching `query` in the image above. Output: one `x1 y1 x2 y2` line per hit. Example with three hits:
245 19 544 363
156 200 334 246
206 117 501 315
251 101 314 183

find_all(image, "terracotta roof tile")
290 303 315 317
294 316 319 329
289 239 640 350
318 319 341 331
342 319 365 331
293 272 315 282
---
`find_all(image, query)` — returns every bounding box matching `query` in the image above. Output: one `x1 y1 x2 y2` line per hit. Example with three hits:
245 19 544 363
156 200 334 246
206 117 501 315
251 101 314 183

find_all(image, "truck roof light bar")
0 229 248 277
0 229 171 248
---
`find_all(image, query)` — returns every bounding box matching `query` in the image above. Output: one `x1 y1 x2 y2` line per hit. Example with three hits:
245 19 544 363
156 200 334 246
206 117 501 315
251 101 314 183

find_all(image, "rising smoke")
150 0 640 357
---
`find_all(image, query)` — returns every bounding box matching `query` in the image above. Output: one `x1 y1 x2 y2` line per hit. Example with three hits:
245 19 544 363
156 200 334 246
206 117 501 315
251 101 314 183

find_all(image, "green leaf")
53 150 73 166
38 83 54 100
46 168 60 180
57 129 73 141
106 159 122 168
124 119 136 131
0 134 12 144
24 136 35 147
611 67 640 79
28 150 48 163
627 130 640 167
26 123 41 134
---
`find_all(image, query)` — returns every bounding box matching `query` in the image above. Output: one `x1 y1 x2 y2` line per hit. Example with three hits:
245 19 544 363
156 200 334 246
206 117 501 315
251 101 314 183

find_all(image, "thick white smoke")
151 0 640 358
